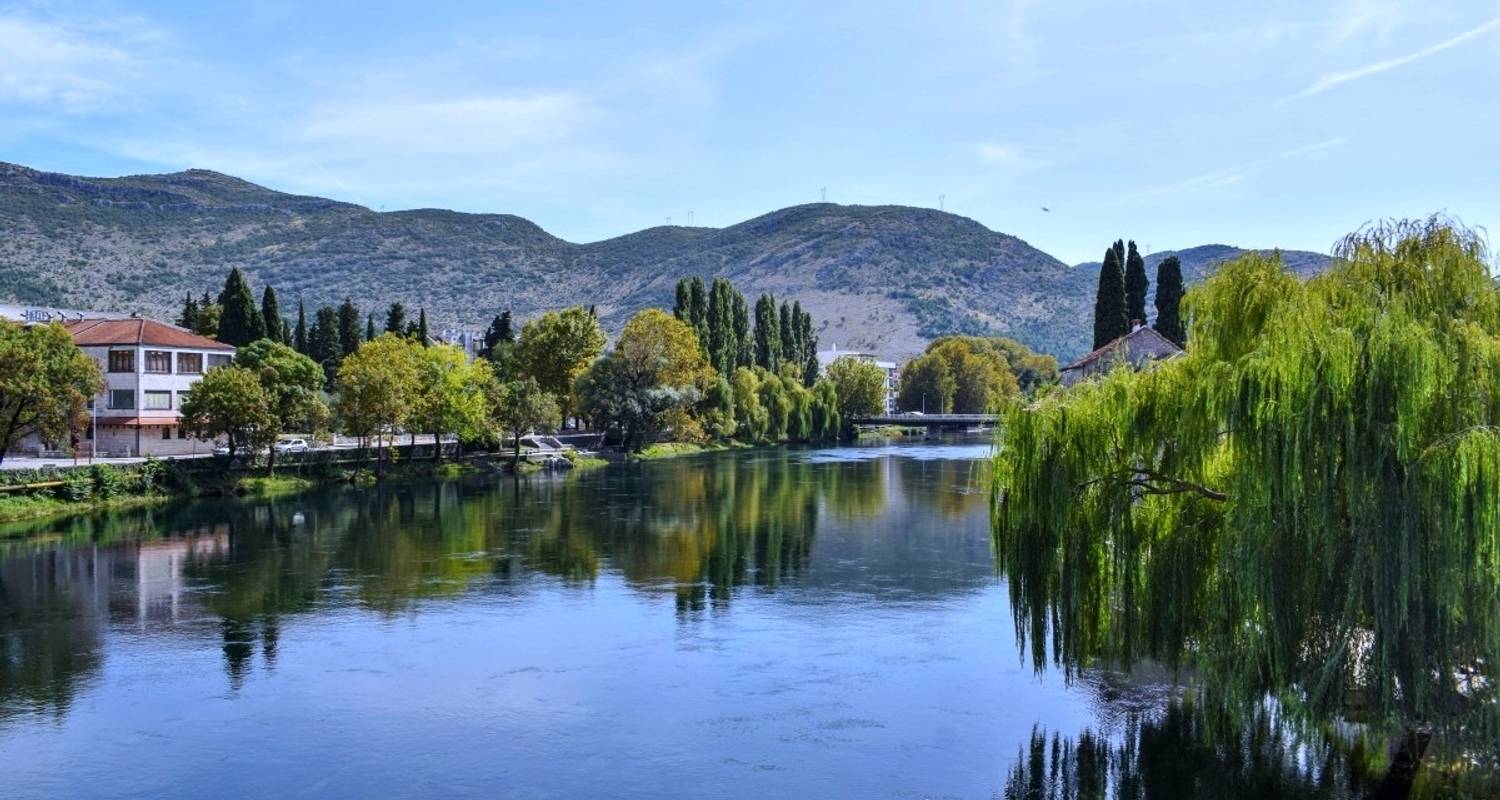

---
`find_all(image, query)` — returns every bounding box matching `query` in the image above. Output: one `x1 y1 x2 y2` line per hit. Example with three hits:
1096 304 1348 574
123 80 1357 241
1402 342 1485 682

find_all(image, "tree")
1155 255 1186 347
1124 240 1149 326
705 278 736 376
515 306 606 426
410 343 494 459
180 365 276 461
731 289 752 369
177 293 199 331
234 339 328 472
307 305 342 384
260 286 284 343
337 298 361 356
488 377 561 468
1092 243 1128 349
365 314 376 342
988 337 1060 394
730 367 768 442
416 307 429 346
481 311 514 358
897 353 954 413
689 277 710 353
825 356 885 424
294 299 308 353
334 334 421 457
0 322 103 466
575 309 707 452
992 219 1500 781
753 294 781 371
926 337 1018 413
216 268 263 347
810 379 841 441
384 303 407 335
673 279 690 322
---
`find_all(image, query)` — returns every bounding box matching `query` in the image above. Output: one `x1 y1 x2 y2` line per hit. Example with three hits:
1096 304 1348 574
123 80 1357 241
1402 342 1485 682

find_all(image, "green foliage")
180 364 277 459
0 321 104 465
308 305 341 383
825 356 886 423
753 294 781 372
1155 255 1186 346
235 338 329 469
334 333 420 442
384 302 406 335
577 309 708 452
410 343 495 453
993 219 1500 757
260 285 285 343
897 352 954 413
810 379 841 441
488 376 562 466
216 267 263 347
730 367 769 442
516 306 606 423
294 299 307 353
337 298 361 356
1092 242 1128 349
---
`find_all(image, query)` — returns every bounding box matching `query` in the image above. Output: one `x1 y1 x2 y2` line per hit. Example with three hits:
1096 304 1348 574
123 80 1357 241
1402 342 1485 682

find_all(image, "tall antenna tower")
939 195 946 212
820 187 827 202
687 211 694 225
666 216 672 225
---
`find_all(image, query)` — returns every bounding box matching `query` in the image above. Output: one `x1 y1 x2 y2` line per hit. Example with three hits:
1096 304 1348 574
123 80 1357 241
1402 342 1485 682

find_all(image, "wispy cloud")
974 141 1043 171
1133 139 1348 199
0 14 157 111
1330 0 1401 45
1292 15 1500 98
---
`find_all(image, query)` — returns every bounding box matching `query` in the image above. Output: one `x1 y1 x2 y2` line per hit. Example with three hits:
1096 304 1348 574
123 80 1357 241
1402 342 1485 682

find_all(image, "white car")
274 439 310 453
213 444 232 456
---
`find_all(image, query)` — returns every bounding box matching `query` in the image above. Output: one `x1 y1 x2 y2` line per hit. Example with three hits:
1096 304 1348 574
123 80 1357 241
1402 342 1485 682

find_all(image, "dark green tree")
177 293 199 331
308 305 341 384
497 310 514 343
1124 240 1149 326
260 285 284 343
337 299 361 356
216 268 263 346
365 314 376 342
706 278 737 376
753 294 781 371
384 302 406 335
1092 245 1128 349
1154 255 1186 347
294 299 307 354
798 305 819 385
689 276 710 354
673 279 690 321
778 300 796 369
732 290 752 369
416 308 429 346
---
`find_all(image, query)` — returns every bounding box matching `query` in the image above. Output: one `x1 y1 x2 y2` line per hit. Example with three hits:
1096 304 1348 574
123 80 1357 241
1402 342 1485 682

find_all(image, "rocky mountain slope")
0 162 1330 359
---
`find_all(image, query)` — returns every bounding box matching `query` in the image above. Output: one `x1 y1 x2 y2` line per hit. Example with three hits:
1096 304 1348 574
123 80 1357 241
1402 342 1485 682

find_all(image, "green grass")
234 475 316 497
856 425 925 438
0 491 168 526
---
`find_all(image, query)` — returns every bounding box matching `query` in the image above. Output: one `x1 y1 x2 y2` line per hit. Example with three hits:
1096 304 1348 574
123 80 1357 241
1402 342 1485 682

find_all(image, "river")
0 442 1368 798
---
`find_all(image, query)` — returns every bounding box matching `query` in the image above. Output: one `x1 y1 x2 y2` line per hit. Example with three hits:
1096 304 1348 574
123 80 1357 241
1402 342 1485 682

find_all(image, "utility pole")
820 187 826 202
939 195 946 211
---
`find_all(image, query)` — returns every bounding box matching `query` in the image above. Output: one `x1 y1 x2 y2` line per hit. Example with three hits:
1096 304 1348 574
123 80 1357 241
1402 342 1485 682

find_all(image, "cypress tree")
337 298 361 356
309 305 341 383
798 306 819 385
417 308 429 346
216 268 263 346
385 302 406 334
732 290 752 369
260 286 283 343
366 314 376 342
294 299 308 353
1124 240 1149 327
1092 246 1128 349
498 310 514 343
1154 255 1186 347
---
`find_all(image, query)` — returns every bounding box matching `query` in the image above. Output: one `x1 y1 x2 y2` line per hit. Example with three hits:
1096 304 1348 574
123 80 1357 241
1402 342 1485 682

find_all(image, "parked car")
213 444 231 456
274 438 310 453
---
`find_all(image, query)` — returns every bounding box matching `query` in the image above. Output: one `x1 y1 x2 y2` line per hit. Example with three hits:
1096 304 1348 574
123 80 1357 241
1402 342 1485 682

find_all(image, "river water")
0 442 1338 798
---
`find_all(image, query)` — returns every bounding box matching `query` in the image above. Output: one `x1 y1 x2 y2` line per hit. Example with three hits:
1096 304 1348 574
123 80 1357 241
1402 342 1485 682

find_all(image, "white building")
816 345 900 414
18 317 235 458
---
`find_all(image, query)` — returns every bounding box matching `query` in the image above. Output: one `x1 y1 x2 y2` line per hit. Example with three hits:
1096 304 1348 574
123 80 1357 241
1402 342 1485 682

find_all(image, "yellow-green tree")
334 333 420 452
488 376 561 468
516 306 606 426
926 337 1018 413
825 356 885 425
993 219 1500 780
575 309 709 451
0 321 103 465
896 352 954 414
410 343 495 459
234 338 329 472
180 365 277 460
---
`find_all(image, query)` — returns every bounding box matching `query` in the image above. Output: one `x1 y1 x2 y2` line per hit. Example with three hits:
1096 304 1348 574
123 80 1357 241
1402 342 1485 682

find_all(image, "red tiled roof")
64 318 234 351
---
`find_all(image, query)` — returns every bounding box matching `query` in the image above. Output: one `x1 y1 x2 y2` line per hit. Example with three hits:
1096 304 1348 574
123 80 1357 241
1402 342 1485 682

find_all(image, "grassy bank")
633 441 738 461
0 490 171 524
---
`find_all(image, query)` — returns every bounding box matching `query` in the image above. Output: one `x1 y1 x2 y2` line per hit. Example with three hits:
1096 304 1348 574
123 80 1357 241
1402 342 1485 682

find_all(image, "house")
20 317 236 458
817 345 900 413
1059 324 1183 387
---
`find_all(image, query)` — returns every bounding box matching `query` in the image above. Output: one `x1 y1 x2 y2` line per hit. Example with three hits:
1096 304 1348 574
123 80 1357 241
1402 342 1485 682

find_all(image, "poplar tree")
732 290 752 369
1091 246 1128 349
754 294 781 371
1124 240 1149 326
216 268 263 346
689 276 710 353
778 300 796 369
673 279 690 321
706 278 737 376
1154 255 1186 347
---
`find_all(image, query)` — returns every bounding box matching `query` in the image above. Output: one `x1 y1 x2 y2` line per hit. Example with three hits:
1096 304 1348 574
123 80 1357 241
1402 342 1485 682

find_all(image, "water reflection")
1 447 1000 719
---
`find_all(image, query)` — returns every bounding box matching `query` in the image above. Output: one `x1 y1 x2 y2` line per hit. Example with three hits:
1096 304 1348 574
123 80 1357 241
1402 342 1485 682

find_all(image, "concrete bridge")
851 413 998 431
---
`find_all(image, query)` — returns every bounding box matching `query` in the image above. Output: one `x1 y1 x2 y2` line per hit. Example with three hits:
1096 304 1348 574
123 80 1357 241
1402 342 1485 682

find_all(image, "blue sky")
1 0 1496 263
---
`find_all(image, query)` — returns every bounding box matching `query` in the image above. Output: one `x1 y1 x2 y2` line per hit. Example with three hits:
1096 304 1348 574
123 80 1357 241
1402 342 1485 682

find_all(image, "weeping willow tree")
992 219 1500 775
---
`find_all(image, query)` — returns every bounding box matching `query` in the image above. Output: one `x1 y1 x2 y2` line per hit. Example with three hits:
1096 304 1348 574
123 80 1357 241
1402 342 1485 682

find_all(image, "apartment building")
59 318 235 457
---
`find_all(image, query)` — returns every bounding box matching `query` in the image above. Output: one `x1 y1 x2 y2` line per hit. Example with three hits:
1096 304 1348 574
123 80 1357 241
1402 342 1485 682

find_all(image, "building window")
208 353 232 369
178 426 188 440
108 350 135 373
109 389 135 410
145 350 172 373
177 352 203 374
143 391 171 410
162 426 173 440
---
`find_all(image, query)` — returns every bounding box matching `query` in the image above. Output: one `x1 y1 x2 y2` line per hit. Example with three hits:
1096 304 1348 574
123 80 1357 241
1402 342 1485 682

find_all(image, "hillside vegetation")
0 162 1329 359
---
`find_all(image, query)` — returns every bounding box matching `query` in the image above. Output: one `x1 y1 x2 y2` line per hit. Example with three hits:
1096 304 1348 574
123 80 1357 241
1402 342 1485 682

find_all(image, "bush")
58 470 93 501
90 465 126 499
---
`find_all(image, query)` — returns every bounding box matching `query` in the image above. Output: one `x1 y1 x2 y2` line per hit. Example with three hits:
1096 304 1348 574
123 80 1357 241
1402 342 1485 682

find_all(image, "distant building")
433 328 482 359
17 316 235 458
817 345 899 414
1059 324 1183 387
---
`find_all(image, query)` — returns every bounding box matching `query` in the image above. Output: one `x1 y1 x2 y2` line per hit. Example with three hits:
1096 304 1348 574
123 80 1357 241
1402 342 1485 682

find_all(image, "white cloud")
974 141 1042 171
1293 15 1500 98
1330 0 1401 45
1142 138 1348 197
0 14 143 110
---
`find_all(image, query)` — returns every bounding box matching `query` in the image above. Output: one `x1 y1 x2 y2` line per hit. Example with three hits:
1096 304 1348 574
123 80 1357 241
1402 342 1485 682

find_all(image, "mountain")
0 162 1329 359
